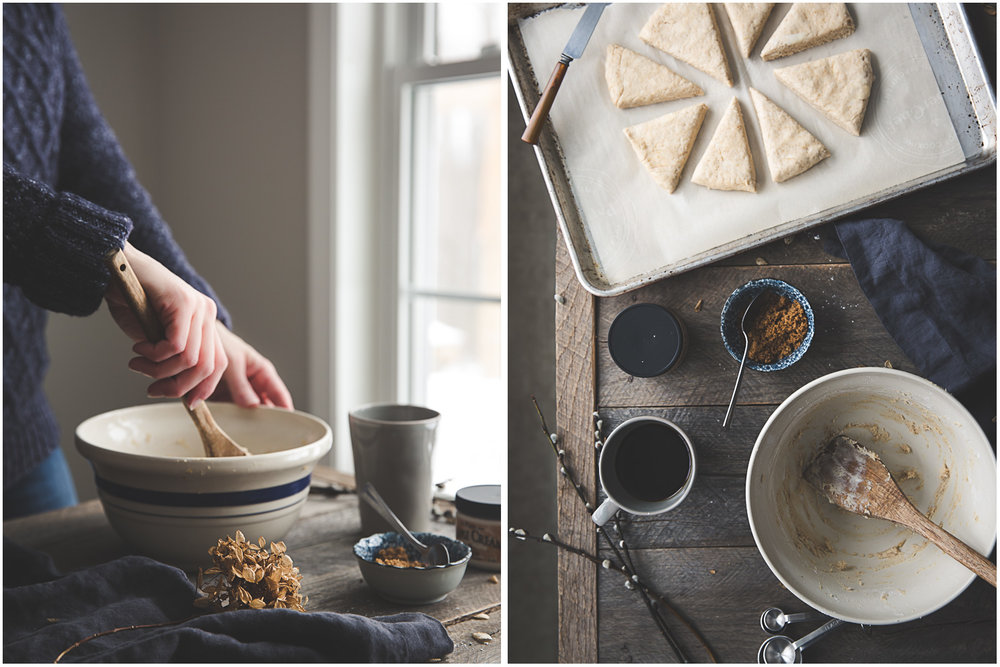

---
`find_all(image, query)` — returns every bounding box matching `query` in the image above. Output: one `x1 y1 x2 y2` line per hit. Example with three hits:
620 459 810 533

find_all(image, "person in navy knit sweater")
3 4 293 518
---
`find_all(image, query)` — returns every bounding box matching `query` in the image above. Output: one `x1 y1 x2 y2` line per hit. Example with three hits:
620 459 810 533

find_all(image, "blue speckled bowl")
353 532 471 604
720 279 814 372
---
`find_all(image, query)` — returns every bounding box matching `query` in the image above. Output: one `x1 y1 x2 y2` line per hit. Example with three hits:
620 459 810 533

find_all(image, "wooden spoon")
804 434 995 587
105 248 250 457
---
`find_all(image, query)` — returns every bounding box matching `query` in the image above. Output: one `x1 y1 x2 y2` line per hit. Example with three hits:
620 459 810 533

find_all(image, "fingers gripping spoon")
805 434 996 587
105 248 250 457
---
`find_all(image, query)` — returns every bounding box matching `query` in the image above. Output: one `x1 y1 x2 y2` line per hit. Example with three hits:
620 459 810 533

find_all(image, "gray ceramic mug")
349 404 440 535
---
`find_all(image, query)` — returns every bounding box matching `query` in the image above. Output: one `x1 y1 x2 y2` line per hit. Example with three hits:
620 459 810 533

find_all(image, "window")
314 3 503 492
397 5 503 490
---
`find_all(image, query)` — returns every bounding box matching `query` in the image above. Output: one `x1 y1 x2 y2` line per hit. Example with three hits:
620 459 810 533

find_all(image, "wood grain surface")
3 494 500 662
554 232 599 663
552 160 997 663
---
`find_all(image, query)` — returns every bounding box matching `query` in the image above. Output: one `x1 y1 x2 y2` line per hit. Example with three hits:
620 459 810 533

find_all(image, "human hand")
210 323 294 409
105 243 227 404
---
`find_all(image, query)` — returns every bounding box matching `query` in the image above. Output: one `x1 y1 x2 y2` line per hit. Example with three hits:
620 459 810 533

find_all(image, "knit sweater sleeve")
47 8 231 326
3 163 133 316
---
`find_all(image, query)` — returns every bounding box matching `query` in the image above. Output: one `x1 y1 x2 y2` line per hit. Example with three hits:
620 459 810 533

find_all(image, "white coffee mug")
592 416 696 526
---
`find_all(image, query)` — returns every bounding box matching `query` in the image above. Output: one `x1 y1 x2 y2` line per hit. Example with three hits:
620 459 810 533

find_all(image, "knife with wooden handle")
521 3 609 145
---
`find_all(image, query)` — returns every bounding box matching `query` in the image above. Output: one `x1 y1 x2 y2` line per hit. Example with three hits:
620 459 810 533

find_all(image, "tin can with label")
455 484 500 571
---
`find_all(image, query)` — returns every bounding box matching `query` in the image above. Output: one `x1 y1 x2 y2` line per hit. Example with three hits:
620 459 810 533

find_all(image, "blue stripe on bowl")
95 475 311 507
101 496 306 521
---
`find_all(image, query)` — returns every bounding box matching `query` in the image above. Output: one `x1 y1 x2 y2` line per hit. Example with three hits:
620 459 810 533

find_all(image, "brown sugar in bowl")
720 279 814 372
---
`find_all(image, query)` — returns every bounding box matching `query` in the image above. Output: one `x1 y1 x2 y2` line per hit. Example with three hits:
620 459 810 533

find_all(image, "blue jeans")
4 448 79 519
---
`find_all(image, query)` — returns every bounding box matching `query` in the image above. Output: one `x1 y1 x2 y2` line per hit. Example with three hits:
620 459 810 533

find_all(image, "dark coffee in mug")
614 421 691 502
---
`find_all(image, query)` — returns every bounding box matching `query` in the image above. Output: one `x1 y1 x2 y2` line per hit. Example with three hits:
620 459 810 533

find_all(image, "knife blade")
521 3 609 144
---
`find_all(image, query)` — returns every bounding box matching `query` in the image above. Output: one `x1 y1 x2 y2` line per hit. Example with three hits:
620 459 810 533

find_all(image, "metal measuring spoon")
723 291 767 429
757 618 845 663
360 482 450 566
760 607 823 633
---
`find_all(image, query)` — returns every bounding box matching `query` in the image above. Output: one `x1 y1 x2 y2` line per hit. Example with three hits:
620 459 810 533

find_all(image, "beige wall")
52 4 312 501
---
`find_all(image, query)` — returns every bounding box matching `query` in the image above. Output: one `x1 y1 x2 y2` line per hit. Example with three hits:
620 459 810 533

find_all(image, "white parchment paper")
519 3 966 290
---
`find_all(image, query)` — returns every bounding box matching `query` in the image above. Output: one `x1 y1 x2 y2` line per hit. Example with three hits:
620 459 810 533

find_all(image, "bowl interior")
76 402 330 460
721 279 814 372
354 532 471 569
747 368 996 624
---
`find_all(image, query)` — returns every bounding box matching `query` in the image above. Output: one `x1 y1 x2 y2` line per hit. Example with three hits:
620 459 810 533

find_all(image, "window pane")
425 4 502 64
407 296 501 488
411 76 501 297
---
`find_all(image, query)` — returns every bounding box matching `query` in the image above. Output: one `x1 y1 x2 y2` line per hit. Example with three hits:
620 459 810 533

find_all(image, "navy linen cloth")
826 218 997 442
3 540 453 662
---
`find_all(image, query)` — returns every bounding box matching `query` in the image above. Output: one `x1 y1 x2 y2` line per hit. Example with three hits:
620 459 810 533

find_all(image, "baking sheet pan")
509 3 996 297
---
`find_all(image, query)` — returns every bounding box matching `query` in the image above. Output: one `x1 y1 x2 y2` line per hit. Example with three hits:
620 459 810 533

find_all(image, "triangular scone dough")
624 103 708 193
724 3 775 58
748 88 830 182
692 98 756 193
774 49 874 136
760 3 855 61
640 4 733 87
605 44 704 109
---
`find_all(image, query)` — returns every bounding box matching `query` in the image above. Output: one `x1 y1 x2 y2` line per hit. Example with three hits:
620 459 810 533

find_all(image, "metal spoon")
360 482 450 567
760 607 823 633
723 291 767 429
758 618 845 663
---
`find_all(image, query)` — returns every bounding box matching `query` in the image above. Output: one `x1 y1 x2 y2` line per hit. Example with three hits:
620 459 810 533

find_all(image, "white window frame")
307 4 501 472
394 29 502 406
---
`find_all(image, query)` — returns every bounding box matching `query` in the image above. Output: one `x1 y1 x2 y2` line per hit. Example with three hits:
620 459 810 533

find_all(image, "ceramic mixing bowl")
747 368 996 625
76 402 331 568
354 532 471 604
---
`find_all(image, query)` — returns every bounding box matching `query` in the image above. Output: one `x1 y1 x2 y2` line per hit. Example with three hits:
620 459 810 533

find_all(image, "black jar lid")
455 485 500 521
607 303 684 378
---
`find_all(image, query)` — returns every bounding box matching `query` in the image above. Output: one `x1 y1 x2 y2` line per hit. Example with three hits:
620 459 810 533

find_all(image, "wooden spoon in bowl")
105 248 250 458
804 434 995 587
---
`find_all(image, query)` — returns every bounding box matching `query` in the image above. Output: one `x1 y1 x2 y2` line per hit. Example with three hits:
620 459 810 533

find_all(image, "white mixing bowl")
76 402 332 568
747 368 996 625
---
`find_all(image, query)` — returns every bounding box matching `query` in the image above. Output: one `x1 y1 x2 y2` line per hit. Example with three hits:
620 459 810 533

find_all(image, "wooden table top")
549 154 996 663
3 493 500 663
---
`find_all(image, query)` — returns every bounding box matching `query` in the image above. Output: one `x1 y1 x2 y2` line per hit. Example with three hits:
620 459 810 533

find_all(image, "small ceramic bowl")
720 278 814 372
354 532 471 605
75 402 332 569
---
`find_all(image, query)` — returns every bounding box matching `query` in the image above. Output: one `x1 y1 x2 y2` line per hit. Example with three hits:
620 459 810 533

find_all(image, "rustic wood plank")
298 531 500 623
555 231 599 662
596 405 773 477
3 500 129 572
446 608 501 663
596 264 918 408
597 547 996 663
596 476 753 550
720 165 997 267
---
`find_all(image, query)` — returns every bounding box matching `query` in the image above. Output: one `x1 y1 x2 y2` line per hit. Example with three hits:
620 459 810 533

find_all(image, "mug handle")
592 498 621 526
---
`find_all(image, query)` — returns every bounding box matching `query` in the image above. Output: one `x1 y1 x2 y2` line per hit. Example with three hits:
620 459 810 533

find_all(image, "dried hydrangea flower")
194 532 307 612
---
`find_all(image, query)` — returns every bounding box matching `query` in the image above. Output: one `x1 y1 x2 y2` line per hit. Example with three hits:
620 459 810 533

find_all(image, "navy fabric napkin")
3 539 453 663
825 217 996 443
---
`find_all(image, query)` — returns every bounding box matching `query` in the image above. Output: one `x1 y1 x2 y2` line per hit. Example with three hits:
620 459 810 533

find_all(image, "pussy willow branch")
510 528 688 662
528 396 717 663
531 396 685 660
612 515 717 664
